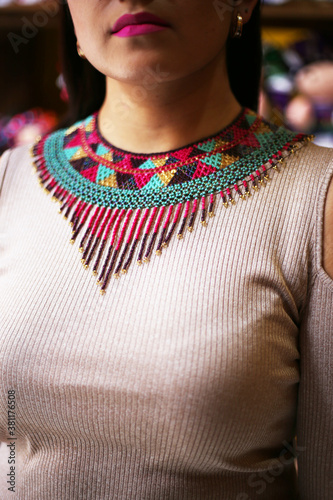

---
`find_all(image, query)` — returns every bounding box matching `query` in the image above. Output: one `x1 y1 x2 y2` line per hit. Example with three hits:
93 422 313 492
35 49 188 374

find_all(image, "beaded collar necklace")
31 108 313 294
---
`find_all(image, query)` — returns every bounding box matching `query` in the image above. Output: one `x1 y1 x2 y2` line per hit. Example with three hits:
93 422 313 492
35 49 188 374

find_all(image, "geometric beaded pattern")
34 108 311 210
31 109 313 294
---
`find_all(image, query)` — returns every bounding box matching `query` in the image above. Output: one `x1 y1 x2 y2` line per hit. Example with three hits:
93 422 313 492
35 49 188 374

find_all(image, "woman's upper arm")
0 149 11 197
323 175 333 279
296 150 333 499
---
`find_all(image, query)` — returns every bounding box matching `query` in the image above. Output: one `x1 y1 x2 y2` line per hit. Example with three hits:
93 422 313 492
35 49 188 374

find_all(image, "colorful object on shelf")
56 73 69 103
0 108 58 154
261 29 333 146
295 60 333 104
31 108 312 295
285 94 316 133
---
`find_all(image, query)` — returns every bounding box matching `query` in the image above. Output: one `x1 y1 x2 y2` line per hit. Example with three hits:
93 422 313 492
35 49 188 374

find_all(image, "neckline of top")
93 106 247 158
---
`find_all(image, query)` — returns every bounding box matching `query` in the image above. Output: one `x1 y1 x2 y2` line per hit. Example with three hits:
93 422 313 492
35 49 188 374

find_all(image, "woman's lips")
113 24 168 38
111 12 169 36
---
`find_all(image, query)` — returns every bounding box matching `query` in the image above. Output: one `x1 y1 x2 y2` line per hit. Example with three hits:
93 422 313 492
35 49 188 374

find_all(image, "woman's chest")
0 166 302 468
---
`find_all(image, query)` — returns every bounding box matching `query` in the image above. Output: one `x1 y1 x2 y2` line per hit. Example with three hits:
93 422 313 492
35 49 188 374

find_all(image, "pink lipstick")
112 12 169 38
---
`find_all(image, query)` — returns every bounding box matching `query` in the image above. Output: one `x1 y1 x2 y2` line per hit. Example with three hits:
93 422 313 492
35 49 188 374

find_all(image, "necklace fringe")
31 133 313 295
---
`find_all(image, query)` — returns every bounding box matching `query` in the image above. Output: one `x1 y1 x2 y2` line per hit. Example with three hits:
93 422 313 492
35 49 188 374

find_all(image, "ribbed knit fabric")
0 140 332 499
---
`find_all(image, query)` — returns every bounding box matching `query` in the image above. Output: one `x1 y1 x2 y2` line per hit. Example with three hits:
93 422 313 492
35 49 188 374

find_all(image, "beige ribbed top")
0 138 332 500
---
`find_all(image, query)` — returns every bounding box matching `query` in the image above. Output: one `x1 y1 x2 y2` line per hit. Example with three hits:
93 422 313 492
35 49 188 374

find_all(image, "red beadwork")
31 111 314 294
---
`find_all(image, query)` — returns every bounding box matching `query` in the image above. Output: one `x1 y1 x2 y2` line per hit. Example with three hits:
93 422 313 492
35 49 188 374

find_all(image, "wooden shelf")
0 2 59 29
262 1 333 28
0 2 63 116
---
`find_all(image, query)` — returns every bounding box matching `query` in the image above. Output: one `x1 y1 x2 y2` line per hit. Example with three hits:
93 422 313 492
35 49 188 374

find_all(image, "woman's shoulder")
0 143 33 193
0 143 33 170
280 140 333 204
294 140 333 169
292 141 333 215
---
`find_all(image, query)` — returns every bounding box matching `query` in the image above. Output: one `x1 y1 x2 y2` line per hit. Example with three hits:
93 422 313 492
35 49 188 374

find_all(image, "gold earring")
231 13 243 39
76 41 86 59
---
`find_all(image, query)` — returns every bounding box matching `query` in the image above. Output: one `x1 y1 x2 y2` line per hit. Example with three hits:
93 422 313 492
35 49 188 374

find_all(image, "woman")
0 0 332 498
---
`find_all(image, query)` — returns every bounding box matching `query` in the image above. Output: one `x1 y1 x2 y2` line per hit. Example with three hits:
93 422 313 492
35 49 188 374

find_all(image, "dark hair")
60 1 262 127
227 1 262 112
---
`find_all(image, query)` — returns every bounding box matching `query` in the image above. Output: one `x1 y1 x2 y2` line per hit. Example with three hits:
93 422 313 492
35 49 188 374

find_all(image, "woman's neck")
98 56 242 155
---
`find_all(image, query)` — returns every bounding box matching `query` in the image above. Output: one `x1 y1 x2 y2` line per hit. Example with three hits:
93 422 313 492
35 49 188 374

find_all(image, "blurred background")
1 0 333 154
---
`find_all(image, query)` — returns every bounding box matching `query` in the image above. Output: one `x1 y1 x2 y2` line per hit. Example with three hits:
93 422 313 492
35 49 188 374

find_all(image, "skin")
67 0 333 280
67 0 258 154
